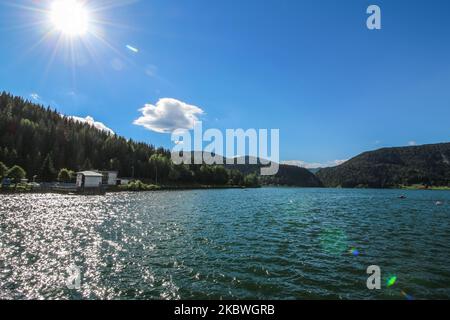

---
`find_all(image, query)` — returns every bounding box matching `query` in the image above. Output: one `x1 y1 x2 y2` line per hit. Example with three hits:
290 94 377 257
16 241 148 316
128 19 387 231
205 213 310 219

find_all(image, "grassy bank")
399 184 450 191
0 180 257 194
0 183 39 193
111 180 253 192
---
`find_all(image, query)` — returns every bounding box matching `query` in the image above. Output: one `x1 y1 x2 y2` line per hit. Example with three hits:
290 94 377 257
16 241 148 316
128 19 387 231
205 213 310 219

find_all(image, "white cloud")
282 159 348 169
133 98 204 133
69 116 114 135
30 93 41 101
408 141 417 146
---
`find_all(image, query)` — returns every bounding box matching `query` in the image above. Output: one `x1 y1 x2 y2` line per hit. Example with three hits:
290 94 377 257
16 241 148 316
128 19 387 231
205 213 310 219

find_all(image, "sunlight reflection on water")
1 188 450 300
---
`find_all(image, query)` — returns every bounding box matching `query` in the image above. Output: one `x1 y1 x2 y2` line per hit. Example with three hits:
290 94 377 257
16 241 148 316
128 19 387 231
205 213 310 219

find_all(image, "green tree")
57 168 73 183
81 158 93 171
198 165 213 184
244 173 260 187
212 166 229 185
149 154 171 183
39 153 57 182
168 164 181 181
229 169 244 186
0 161 7 179
109 158 120 171
7 165 26 183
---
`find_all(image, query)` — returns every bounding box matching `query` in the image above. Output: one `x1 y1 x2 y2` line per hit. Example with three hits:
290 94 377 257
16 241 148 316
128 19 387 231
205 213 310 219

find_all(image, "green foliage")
317 143 450 188
197 165 229 185
119 180 161 191
57 168 74 182
259 165 323 187
0 92 162 179
0 161 7 178
243 173 260 187
81 158 93 171
149 154 172 182
0 92 321 188
170 164 194 183
228 169 244 186
7 165 26 183
39 154 57 182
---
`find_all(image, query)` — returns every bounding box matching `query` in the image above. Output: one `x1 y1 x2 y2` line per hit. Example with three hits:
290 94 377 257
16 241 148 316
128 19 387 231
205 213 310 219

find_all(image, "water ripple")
1 188 450 299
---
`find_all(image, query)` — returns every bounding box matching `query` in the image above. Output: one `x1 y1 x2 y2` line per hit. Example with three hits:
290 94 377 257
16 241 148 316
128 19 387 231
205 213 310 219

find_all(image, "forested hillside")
317 143 450 188
0 92 170 180
0 92 316 187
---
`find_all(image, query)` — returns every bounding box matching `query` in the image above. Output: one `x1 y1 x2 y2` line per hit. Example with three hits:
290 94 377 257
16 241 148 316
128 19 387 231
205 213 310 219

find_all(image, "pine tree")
0 161 8 179
39 154 57 182
81 158 93 171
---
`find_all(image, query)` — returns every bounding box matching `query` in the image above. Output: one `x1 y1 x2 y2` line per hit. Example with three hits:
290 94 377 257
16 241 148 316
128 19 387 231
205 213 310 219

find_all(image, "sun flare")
50 0 89 36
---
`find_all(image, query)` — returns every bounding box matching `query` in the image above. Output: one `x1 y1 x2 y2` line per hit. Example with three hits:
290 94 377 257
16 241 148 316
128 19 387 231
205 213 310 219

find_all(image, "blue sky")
1 0 450 167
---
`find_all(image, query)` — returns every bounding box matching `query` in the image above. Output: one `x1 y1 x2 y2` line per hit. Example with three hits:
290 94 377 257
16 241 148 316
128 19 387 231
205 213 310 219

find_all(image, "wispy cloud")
282 159 348 169
30 93 41 101
408 141 417 146
69 116 114 135
133 98 204 133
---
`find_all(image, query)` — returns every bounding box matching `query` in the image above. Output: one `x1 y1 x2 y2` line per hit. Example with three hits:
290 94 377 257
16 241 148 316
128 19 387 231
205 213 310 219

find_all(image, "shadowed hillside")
317 143 450 188
172 154 323 187
225 156 323 187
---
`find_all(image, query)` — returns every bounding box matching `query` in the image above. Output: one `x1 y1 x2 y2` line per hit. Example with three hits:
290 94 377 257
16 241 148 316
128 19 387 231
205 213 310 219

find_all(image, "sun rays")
50 0 90 36
3 0 137 86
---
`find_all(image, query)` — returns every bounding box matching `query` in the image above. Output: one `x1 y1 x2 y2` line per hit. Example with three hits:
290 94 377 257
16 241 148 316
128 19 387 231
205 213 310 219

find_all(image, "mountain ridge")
316 142 450 188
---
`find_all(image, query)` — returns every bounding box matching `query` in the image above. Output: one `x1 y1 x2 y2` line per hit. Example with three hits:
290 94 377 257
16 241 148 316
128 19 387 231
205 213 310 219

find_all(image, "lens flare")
126 45 139 53
387 276 397 287
319 228 348 255
349 247 360 256
401 290 414 300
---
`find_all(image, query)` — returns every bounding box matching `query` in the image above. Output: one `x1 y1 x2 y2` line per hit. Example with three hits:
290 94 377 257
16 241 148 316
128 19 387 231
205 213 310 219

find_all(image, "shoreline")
0 183 254 195
1 184 449 195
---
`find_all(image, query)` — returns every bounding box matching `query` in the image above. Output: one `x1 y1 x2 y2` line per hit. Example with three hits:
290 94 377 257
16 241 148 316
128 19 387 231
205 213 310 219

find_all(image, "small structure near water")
76 171 103 188
99 171 118 186
75 171 105 195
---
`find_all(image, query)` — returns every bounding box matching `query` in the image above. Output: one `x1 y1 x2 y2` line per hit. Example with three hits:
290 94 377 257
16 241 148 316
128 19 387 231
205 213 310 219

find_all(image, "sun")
50 0 89 36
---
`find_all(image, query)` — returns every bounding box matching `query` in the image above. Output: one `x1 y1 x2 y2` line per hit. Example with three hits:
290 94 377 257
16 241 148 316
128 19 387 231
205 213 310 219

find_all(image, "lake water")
1 188 449 300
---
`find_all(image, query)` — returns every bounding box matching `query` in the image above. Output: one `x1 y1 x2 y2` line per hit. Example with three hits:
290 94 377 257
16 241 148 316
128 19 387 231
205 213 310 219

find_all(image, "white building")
76 171 103 188
117 178 130 185
100 171 118 186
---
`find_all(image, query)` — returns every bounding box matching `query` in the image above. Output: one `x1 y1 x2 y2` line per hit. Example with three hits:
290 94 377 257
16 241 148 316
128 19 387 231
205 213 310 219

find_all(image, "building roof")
77 171 103 177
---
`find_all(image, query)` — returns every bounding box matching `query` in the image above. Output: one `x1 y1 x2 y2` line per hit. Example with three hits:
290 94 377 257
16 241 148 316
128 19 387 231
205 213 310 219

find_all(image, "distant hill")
262 164 323 187
226 157 323 187
175 154 323 187
316 143 450 188
308 168 322 174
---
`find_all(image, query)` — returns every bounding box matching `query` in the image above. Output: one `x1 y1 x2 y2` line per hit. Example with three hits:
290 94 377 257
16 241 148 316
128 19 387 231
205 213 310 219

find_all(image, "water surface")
1 188 449 299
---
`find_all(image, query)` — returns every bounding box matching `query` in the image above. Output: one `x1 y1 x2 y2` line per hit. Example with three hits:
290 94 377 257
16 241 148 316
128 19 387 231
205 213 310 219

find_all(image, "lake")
0 188 449 300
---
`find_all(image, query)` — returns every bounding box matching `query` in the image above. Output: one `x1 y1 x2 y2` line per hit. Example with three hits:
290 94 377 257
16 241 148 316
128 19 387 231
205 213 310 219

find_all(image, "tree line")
0 92 259 187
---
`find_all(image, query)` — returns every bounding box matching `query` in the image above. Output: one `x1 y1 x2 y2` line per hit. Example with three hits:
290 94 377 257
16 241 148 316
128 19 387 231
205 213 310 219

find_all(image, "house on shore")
99 171 118 186
76 171 103 189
